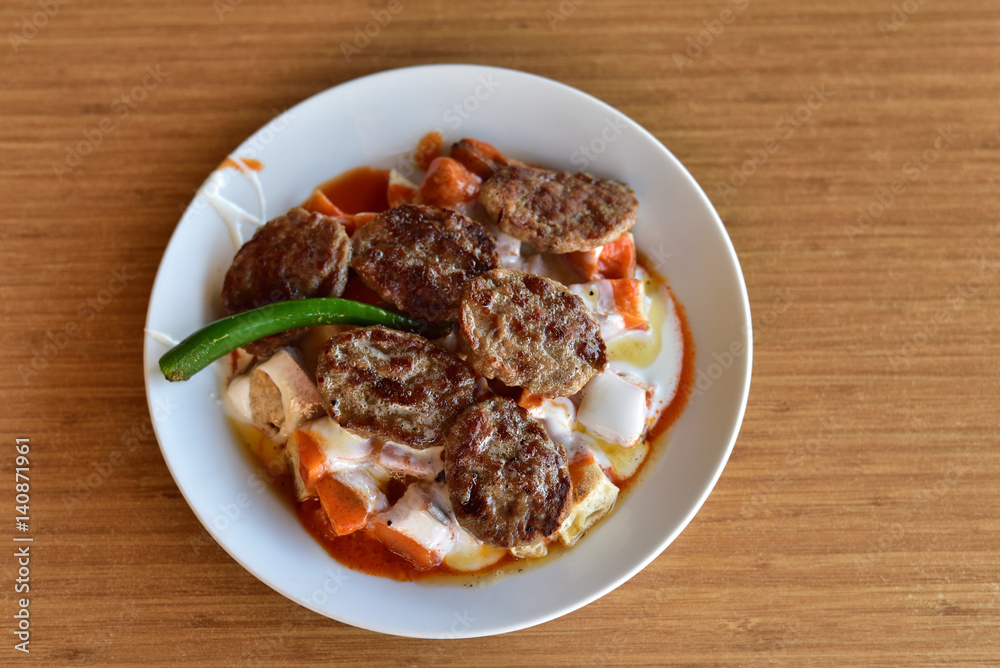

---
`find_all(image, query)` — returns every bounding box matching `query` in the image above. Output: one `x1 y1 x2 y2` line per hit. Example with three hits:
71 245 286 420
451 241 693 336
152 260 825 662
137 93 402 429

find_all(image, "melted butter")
606 284 664 367
575 425 650 480
227 417 286 473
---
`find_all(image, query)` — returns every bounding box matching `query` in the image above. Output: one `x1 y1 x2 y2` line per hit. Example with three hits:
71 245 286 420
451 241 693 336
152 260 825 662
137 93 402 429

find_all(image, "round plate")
143 64 751 638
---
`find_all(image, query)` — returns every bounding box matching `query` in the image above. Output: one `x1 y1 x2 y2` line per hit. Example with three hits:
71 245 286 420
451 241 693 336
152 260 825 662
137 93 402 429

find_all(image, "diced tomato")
387 182 417 208
341 212 375 236
302 189 347 217
517 390 546 411
564 234 636 281
562 234 636 281
414 131 444 171
300 190 375 236
414 157 481 208
316 476 372 536
563 248 602 281
369 485 454 570
610 278 646 329
370 523 440 570
295 431 327 494
597 233 636 280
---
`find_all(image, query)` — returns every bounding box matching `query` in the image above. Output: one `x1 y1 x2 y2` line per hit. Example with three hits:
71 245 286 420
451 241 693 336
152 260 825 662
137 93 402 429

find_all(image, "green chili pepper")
159 298 434 382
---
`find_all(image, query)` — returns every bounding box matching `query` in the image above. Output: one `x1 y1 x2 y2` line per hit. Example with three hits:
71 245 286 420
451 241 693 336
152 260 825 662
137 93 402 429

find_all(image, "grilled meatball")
315 326 476 448
351 204 501 323
443 397 572 548
479 165 638 253
449 138 520 180
222 207 351 356
460 269 607 397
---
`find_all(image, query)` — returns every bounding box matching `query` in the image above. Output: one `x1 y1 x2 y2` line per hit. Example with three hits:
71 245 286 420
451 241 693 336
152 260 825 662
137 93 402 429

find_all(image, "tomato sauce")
648 286 695 443
299 499 434 581
298 498 516 582
317 166 390 215
218 157 264 172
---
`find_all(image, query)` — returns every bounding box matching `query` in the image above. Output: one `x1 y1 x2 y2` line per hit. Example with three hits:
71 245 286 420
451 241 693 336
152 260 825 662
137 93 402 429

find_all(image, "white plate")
143 64 752 638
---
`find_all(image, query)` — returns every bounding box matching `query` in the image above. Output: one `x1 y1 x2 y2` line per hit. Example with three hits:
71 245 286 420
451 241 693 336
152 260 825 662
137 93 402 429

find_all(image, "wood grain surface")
1 0 998 665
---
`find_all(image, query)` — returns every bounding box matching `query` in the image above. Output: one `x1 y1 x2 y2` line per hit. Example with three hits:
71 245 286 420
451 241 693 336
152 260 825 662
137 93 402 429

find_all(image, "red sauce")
318 166 390 214
299 499 429 581
567 451 598 485
648 285 696 442
218 157 264 172
298 498 514 581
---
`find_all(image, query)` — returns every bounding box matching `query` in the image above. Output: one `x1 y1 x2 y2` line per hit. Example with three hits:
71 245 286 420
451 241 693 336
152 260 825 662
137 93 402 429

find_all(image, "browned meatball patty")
479 165 638 254
315 326 476 448
222 207 351 356
350 204 500 324
460 269 607 397
449 138 521 180
443 397 572 548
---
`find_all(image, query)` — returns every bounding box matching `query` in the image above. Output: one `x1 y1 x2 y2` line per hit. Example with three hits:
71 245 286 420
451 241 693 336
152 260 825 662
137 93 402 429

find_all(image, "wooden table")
2 0 997 664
